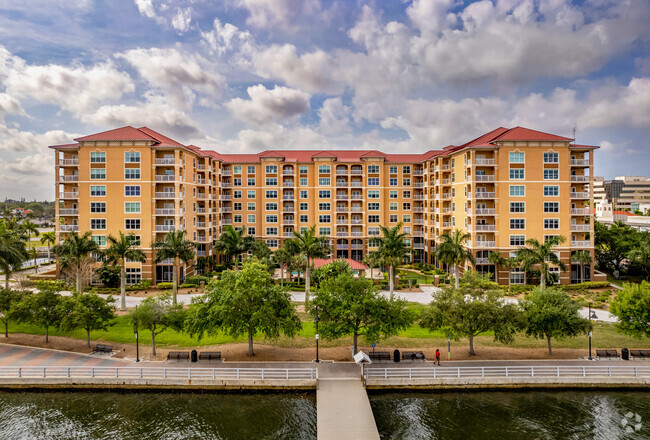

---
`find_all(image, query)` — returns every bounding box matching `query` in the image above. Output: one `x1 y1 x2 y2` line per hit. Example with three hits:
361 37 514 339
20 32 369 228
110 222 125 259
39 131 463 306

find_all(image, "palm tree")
436 229 474 289
292 226 330 305
214 225 256 270
363 250 382 284
515 236 567 290
571 250 592 284
21 219 39 245
54 231 100 294
629 234 650 281
273 245 295 288
106 232 146 311
152 230 196 305
0 221 27 289
377 223 410 300
27 248 40 273
40 231 56 263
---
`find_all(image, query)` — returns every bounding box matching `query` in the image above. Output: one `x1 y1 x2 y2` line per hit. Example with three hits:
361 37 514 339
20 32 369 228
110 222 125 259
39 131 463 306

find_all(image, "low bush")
185 275 210 286
35 280 66 291
180 283 198 289
562 281 610 291
501 284 535 294
156 282 173 290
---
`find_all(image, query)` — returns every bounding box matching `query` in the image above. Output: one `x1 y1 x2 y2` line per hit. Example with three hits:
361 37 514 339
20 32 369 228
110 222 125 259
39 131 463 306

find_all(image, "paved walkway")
0 343 131 367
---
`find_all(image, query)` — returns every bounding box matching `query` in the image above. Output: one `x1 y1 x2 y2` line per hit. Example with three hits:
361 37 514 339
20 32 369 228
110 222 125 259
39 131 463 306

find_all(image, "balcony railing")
475 175 495 182
475 192 496 199
59 209 78 215
337 244 349 249
441 164 451 171
196 164 206 171
571 224 591 231
155 158 175 165
475 241 496 248
59 158 79 166
155 175 175 182
475 258 490 265
59 225 79 232
155 192 175 199
350 169 363 175
222 219 232 225
441 179 450 185
413 183 424 188
336 170 348 175
570 192 590 199
336 182 348 187
442 222 451 228
570 159 590 166
571 208 590 215
197 178 206 184
475 225 496 232
196 193 207 199
571 240 591 247
474 159 495 165
155 225 176 232
221 207 232 213
350 232 363 237
413 169 424 176
59 175 78 182
350 182 362 187
197 222 207 228
155 209 175 215
570 175 589 182
282 170 295 175
59 192 78 199
475 208 495 215
221 169 232 176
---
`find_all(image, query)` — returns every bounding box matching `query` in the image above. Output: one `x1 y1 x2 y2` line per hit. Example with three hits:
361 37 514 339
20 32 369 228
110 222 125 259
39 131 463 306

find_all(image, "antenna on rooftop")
573 122 577 143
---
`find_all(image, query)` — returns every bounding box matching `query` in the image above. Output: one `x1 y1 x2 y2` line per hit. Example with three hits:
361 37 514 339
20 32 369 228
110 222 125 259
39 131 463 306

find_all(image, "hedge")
561 281 610 291
185 275 211 286
157 282 173 290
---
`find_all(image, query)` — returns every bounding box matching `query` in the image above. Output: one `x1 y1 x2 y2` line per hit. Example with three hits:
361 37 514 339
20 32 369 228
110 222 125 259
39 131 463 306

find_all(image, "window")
509 168 525 180
90 169 106 180
265 178 278 186
300 178 308 186
368 190 380 199
544 185 559 196
402 190 411 198
90 202 106 213
299 166 308 174
300 203 308 210
247 190 256 198
509 185 525 197
247 178 255 186
247 166 256 174
125 186 140 196
319 227 330 236
266 190 277 198
125 202 140 213
265 203 278 211
389 166 397 174
389 214 398 222
300 215 308 223
125 219 140 230
510 235 525 246
247 203 256 211
319 203 331 210
92 236 106 247
126 268 142 285
510 219 525 229
368 177 379 186
247 227 256 235
368 215 380 223
544 235 560 243
367 165 380 173
318 215 331 223
233 166 242 174
368 202 380 211
124 152 140 163
233 190 242 199
233 202 242 211
91 219 106 230
233 178 242 186
266 227 278 235
403 214 411 223
125 168 140 179
90 185 106 196
543 169 559 180
368 227 380 236
544 219 559 229
318 190 331 198
247 214 256 223
90 152 106 163
389 178 398 186
544 202 559 213
266 215 278 223
402 202 411 210
510 268 525 285
403 165 411 174
543 152 559 163
389 191 398 199
402 178 410 186
318 177 331 186
265 165 277 174
318 165 331 174
300 190 308 199
389 202 398 210
509 152 525 163
266 239 278 247
510 202 525 213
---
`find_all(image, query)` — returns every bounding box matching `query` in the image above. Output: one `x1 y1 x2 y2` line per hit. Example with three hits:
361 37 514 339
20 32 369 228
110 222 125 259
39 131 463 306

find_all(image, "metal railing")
0 366 317 380
364 366 650 380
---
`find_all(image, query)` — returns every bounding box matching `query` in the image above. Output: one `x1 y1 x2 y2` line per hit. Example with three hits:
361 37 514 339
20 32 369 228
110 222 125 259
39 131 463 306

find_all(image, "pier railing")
0 366 318 380
364 366 650 380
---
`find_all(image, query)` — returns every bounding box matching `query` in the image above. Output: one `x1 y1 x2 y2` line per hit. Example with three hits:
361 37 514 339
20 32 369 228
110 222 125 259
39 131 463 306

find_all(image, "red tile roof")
311 258 369 270
48 143 79 149
495 126 573 142
74 126 157 142
137 127 185 147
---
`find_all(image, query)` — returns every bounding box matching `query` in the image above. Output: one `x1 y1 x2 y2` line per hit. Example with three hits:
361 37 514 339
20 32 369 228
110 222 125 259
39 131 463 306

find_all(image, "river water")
0 390 647 439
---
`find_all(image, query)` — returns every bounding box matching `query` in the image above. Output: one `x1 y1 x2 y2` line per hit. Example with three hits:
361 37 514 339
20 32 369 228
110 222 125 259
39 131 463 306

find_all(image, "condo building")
51 125 597 286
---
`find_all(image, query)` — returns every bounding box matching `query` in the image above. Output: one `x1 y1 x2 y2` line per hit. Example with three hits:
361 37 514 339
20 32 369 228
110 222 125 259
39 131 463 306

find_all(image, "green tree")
273 245 296 288
0 289 25 337
186 259 301 356
311 259 353 288
13 282 64 343
214 225 255 270
54 231 100 294
27 248 39 273
514 236 567 289
363 251 382 284
128 294 184 356
610 282 650 338
571 250 593 284
520 287 591 355
40 231 56 263
420 271 524 355
595 221 638 273
60 293 116 347
310 272 414 354
106 232 146 311
436 229 474 289
628 233 650 281
21 219 39 244
0 220 28 289
292 226 330 305
152 230 196 305
377 223 410 299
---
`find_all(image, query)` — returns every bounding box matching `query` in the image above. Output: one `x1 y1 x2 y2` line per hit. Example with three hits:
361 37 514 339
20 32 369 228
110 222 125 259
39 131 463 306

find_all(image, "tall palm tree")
515 236 567 290
436 229 474 289
292 226 330 305
152 230 196 305
106 232 146 311
377 223 410 300
273 245 295 288
21 219 39 246
0 221 27 289
40 231 56 263
53 231 100 294
571 250 592 284
363 250 382 284
214 225 256 270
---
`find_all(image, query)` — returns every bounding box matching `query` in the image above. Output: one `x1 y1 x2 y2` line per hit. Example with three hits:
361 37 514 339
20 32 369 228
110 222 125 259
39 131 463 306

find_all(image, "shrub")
35 280 66 291
157 282 173 290
180 283 198 289
501 284 535 294
185 275 210 286
562 281 610 291
96 263 120 288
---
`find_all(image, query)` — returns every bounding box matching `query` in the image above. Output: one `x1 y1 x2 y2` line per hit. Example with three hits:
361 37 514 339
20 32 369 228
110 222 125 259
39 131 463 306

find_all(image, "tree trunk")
370 267 374 283
468 334 475 355
547 335 553 356
45 325 49 343
454 264 460 289
86 329 91 348
540 272 546 290
47 245 51 263
151 329 157 356
4 277 8 290
172 260 178 305
76 263 83 294
5 321 8 338
389 265 394 301
120 265 127 311
353 332 358 354
248 326 254 356
280 266 284 288
305 262 311 305
34 253 38 273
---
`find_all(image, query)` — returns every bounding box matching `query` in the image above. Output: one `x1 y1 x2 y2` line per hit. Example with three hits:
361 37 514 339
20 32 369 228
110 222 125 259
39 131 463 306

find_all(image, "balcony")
337 244 349 250
155 158 175 165
222 219 232 225
155 225 176 232
350 195 363 200
59 209 78 215
336 232 349 237
282 195 295 200
475 192 495 199
155 209 175 215
475 208 496 215
475 258 490 265
197 164 206 171
221 169 232 176
413 207 425 213
222 182 232 188
197 222 207 228
222 207 232 213
475 241 496 248
283 219 295 225
351 243 363 250
413 183 424 188
59 175 78 182
59 158 79 166
571 208 590 215
570 192 590 199
413 195 425 200
59 225 79 232
336 170 348 175
413 219 424 225
155 175 176 182
221 194 232 200
336 220 348 225
336 195 348 200
350 232 363 237
442 222 451 228
196 193 207 200
441 164 451 171
350 182 362 187
155 192 175 199
337 207 348 212
158 258 174 265
350 207 363 212
413 243 425 249
441 178 450 185
570 159 590 166
571 224 591 231
59 192 79 199
282 170 295 175
336 182 348 187
474 159 495 166
475 225 495 232
196 250 207 257
570 175 589 182
571 240 591 247
442 207 452 214
283 207 295 212
413 169 424 176
196 236 209 243
351 219 363 225
350 169 363 175
197 178 206 185
475 175 495 182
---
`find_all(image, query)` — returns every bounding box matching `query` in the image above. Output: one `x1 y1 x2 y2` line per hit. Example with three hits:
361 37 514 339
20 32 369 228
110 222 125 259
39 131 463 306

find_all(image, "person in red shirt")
435 349 441 365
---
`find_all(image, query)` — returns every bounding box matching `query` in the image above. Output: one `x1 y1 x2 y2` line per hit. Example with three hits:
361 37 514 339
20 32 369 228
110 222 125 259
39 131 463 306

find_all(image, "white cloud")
406 0 456 36
234 0 322 30
0 124 77 152
0 93 26 119
171 7 192 33
220 123 326 152
226 84 310 125
200 18 256 62
134 0 155 18
318 98 351 134
118 47 224 109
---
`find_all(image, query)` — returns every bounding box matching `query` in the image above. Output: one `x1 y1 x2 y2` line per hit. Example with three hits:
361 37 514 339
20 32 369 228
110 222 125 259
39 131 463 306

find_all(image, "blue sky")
0 0 649 200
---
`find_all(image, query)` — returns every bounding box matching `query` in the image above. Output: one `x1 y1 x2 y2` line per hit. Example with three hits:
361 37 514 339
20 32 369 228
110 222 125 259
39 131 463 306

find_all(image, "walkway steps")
317 378 380 440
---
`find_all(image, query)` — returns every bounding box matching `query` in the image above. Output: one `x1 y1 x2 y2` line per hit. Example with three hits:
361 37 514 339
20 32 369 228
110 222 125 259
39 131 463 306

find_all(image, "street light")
314 309 320 363
134 305 140 363
588 303 593 360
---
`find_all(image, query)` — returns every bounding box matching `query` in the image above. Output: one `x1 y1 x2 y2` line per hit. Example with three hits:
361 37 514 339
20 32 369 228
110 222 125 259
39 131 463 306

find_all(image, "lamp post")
588 303 592 360
447 334 451 361
134 305 140 363
314 310 320 363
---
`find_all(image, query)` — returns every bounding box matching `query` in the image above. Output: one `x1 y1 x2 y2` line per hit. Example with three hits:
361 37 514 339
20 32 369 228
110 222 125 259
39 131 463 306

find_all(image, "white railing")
155 192 175 199
475 225 495 232
59 209 78 215
59 175 78 182
475 258 490 264
59 159 79 166
571 159 590 166
0 366 317 380
59 225 79 232
59 192 78 198
155 175 175 182
571 192 590 198
571 175 589 182
475 241 496 248
572 240 591 247
155 209 175 215
350 169 363 175
571 208 590 215
155 158 175 165
474 175 495 182
197 222 207 228
571 224 591 231
474 159 495 166
155 225 175 232
364 366 650 380
475 208 495 215
475 192 496 198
